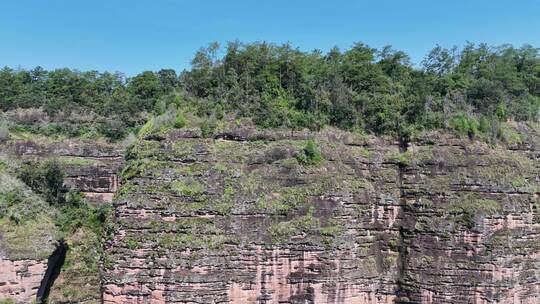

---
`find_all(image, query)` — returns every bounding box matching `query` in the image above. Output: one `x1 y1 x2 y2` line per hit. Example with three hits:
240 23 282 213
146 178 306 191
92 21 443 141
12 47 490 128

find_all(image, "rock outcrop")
398 130 540 304
102 125 540 303
1 138 123 203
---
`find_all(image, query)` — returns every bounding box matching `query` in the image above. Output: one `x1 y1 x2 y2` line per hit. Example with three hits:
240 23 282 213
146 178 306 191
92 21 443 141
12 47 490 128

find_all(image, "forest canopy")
1 41 539 142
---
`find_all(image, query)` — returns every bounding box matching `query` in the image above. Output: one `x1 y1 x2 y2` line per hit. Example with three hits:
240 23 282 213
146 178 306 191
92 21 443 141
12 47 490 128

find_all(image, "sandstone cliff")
0 125 539 303
101 125 540 304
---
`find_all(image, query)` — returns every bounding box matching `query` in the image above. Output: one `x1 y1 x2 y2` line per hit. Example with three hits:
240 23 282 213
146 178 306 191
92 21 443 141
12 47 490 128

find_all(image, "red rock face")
103 129 403 303
224 247 396 304
0 259 47 303
102 128 540 304
2 127 540 304
396 134 540 304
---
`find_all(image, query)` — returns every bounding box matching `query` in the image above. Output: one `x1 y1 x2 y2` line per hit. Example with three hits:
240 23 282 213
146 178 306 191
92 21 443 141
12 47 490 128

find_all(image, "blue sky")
1 0 539 76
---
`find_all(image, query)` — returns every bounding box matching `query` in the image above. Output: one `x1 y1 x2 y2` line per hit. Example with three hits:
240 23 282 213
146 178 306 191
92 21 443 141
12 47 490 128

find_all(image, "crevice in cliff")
395 135 413 303
36 240 68 304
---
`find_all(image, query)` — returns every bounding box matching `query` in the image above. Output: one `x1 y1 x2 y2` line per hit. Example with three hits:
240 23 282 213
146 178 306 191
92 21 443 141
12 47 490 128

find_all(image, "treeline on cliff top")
1 41 539 142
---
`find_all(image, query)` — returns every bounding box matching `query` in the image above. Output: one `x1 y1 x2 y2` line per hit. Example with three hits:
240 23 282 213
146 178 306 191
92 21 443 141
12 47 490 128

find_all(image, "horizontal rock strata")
102 127 540 303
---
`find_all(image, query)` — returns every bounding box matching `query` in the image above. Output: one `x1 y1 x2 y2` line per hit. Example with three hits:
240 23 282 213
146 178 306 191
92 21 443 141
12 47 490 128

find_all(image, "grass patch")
170 180 206 196
267 207 319 243
447 195 502 229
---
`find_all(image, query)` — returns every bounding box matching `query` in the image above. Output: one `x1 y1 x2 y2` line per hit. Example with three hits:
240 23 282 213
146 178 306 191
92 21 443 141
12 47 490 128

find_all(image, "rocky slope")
0 170 58 303
102 124 540 304
0 138 123 304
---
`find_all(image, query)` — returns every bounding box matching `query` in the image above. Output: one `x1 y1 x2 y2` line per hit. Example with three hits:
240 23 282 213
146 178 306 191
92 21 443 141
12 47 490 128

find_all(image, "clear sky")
1 0 539 76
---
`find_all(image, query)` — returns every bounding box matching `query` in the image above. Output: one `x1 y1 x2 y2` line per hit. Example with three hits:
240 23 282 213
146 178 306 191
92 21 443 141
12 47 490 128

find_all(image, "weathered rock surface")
102 126 540 303
1 139 123 203
398 130 540 304
0 259 48 303
1 125 539 303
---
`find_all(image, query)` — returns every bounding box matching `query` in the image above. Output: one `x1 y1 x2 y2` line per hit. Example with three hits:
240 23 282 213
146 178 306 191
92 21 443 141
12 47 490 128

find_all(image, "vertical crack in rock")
395 137 413 303
36 241 68 303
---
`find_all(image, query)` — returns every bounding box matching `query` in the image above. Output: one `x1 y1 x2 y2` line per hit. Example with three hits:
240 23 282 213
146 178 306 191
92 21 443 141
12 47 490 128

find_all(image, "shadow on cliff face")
36 240 68 303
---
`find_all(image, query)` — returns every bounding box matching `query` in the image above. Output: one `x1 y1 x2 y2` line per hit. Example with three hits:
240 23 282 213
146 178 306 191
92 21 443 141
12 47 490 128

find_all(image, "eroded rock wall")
2 126 539 304
2 139 123 203
103 128 402 304
103 126 540 304
398 132 540 304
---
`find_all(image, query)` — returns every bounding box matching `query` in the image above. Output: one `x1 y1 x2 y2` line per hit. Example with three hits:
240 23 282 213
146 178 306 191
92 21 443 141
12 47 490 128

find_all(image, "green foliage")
1 42 540 141
96 118 127 140
137 118 155 138
511 176 526 189
18 159 65 203
174 113 186 128
296 139 324 166
447 195 502 229
496 103 507 121
180 42 540 140
55 200 111 235
170 180 206 197
267 206 319 243
449 113 481 138
497 123 524 145
389 150 412 166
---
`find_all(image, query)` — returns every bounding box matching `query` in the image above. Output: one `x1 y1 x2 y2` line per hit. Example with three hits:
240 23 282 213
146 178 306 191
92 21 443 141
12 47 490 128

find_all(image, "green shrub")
200 120 215 138
138 108 178 138
389 150 412 166
153 98 167 115
498 123 524 145
65 188 84 206
478 116 490 133
55 201 110 235
18 159 65 203
449 113 480 138
170 95 183 108
174 113 186 128
138 118 155 138
296 139 324 166
496 103 507 121
97 118 126 141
